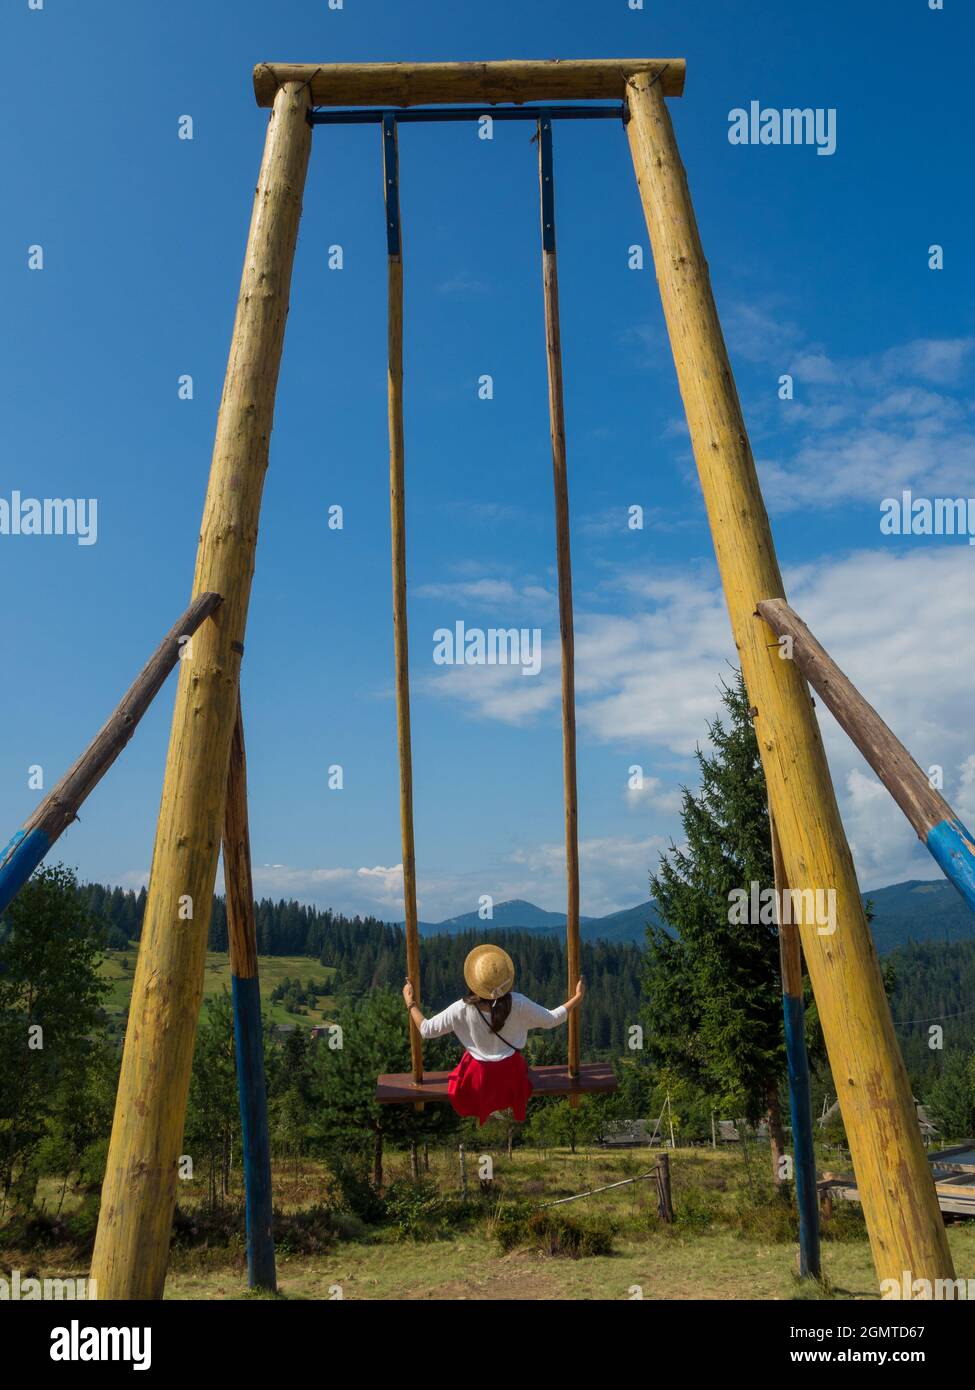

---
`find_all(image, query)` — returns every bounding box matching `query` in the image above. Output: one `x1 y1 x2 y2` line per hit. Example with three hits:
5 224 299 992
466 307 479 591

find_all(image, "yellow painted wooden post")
90 81 312 1300
625 71 953 1289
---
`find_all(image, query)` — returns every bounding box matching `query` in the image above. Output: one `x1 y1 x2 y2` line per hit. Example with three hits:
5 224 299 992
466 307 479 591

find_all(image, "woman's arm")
402 979 458 1039
518 977 586 1030
561 975 586 1014
402 978 424 1032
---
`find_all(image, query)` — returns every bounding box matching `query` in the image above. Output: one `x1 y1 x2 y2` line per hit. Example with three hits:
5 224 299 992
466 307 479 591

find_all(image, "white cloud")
436 270 489 295
625 776 683 815
250 862 409 918
725 299 805 365
413 577 554 611
880 338 974 386
421 546 974 892
237 835 670 923
955 756 975 828
504 835 670 917
418 658 560 726
759 335 975 511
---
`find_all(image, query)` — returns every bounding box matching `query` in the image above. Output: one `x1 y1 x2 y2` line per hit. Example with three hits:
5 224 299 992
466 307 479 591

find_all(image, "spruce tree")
643 672 788 1176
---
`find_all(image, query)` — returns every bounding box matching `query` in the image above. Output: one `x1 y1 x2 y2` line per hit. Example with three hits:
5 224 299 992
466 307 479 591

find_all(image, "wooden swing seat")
375 1061 617 1105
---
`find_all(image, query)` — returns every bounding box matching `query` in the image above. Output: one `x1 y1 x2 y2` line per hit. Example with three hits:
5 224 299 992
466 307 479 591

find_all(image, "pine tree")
0 865 111 1207
643 672 788 1175
307 988 459 1188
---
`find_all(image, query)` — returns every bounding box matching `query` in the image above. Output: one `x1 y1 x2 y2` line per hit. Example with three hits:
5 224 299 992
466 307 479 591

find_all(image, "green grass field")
166 1143 975 1300
16 1145 974 1302
97 949 337 1028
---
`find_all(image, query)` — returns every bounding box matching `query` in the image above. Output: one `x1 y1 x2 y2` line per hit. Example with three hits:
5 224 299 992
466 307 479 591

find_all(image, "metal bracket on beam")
382 112 401 257
538 110 556 253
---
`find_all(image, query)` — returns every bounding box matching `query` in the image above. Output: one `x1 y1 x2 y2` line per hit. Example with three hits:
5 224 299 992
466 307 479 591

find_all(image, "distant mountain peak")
437 899 568 930
414 876 974 953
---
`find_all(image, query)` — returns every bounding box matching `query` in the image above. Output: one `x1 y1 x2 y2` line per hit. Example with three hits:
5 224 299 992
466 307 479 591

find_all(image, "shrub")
171 1202 249 1253
493 1203 616 1257
0 1209 66 1253
0 1189 103 1256
382 1181 459 1242
65 1194 101 1247
170 1201 352 1263
674 1187 720 1232
325 1159 388 1224
731 1183 798 1242
820 1198 867 1243
273 1204 345 1256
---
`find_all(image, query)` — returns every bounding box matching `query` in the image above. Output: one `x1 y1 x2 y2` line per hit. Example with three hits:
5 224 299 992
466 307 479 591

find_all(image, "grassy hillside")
98 949 337 1029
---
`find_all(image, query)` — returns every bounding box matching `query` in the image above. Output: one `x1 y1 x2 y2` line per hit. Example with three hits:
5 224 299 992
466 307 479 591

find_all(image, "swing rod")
537 114 582 1088
383 113 424 1090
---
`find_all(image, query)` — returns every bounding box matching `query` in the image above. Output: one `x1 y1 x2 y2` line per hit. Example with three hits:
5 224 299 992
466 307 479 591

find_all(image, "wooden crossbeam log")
254 59 686 109
0 592 222 917
757 597 975 914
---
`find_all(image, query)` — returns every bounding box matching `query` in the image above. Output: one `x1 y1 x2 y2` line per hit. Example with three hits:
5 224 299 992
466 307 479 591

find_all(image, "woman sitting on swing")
402 944 585 1125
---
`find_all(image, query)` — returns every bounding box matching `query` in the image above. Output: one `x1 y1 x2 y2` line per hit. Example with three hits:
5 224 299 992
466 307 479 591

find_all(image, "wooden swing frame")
88 57 955 1301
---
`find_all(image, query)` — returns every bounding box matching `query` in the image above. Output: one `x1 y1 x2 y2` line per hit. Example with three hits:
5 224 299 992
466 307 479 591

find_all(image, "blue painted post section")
927 818 975 915
771 811 821 1280
0 828 52 916
783 991 821 1280
232 974 276 1292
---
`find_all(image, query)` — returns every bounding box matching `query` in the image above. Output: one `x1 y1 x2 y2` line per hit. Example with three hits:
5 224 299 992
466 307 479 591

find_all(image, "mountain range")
411 879 975 955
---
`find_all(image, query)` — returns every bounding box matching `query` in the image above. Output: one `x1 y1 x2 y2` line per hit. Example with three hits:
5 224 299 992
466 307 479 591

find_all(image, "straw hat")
464 944 515 1000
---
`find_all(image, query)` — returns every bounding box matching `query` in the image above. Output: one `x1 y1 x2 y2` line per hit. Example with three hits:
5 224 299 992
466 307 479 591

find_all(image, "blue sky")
2 0 973 922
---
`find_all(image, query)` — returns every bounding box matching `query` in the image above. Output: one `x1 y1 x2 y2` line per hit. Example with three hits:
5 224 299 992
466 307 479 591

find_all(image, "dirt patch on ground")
418 1250 565 1301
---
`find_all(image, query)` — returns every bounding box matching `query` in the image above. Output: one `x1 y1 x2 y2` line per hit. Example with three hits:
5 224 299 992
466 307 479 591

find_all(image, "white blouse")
419 992 568 1062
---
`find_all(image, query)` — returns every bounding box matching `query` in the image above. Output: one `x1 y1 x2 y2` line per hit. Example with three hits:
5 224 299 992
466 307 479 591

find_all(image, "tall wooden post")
626 72 953 1288
383 115 423 1086
224 697 276 1292
537 113 582 1086
91 82 312 1300
771 815 821 1280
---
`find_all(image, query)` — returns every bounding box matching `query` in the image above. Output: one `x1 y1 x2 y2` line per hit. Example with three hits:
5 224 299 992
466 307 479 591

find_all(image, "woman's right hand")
402 978 415 1008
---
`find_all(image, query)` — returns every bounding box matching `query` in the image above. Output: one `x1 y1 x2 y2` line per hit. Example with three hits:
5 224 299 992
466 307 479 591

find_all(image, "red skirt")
447 1050 534 1125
